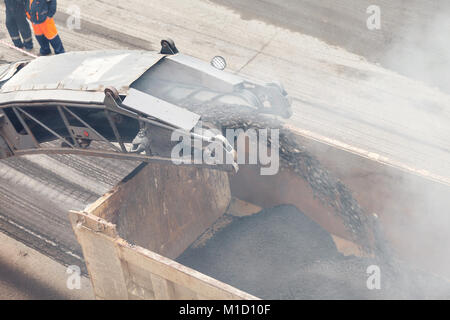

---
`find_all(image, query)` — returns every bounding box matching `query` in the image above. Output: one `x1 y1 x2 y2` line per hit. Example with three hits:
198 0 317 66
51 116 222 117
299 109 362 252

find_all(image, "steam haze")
382 11 450 93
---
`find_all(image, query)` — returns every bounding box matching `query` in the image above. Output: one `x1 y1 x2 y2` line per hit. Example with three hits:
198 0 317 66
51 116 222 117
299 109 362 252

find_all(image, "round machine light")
210 56 227 70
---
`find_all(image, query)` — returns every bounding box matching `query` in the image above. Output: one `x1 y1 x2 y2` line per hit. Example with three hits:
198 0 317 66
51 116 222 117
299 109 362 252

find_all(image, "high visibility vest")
25 0 57 24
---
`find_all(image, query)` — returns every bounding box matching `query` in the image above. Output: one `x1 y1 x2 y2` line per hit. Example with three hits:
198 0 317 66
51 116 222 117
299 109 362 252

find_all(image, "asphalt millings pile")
178 205 450 299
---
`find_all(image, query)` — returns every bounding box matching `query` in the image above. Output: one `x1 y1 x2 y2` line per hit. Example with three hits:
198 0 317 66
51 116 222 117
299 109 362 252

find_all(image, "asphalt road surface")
212 0 450 92
0 232 93 299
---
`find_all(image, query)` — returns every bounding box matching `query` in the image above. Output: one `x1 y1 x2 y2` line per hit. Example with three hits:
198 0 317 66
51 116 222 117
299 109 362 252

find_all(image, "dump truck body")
72 148 450 299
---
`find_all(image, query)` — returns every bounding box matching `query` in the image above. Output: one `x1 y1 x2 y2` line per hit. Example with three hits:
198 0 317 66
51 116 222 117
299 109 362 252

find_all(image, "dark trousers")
31 18 65 55
35 34 64 55
5 2 33 49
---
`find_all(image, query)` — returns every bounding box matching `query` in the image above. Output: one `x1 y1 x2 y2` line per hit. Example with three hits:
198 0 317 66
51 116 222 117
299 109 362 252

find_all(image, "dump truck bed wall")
298 133 450 279
69 210 256 300
87 163 231 260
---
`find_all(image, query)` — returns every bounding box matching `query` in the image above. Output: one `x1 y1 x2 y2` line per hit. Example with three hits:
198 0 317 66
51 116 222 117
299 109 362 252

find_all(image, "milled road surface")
212 0 450 92
0 149 140 273
210 1 448 59
178 205 450 299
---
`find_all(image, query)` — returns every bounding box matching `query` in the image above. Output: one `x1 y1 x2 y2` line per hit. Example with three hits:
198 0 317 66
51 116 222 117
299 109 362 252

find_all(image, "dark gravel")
177 205 450 299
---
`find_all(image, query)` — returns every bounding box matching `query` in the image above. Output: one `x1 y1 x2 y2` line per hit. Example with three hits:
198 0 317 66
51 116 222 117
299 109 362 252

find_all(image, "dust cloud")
382 11 450 93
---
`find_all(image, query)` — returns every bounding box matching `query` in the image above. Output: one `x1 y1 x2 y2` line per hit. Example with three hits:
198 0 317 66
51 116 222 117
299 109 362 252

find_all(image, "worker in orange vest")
25 0 65 55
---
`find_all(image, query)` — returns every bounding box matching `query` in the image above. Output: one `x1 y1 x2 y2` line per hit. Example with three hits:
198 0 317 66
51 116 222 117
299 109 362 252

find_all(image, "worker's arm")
47 0 57 18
